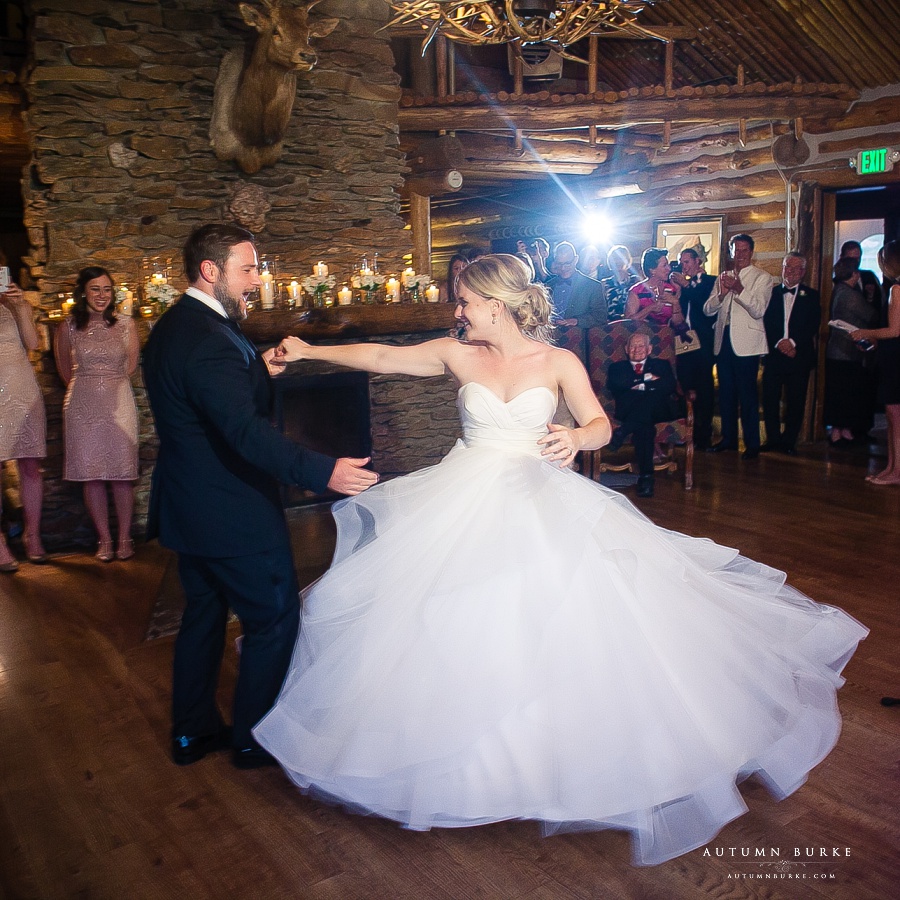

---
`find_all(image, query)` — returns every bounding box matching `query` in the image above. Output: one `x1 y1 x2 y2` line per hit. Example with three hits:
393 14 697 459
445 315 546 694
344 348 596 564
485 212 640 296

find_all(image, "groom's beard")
214 276 248 320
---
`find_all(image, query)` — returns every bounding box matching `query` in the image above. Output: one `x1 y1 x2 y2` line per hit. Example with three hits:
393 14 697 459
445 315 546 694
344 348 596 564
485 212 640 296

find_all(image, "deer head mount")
210 0 339 174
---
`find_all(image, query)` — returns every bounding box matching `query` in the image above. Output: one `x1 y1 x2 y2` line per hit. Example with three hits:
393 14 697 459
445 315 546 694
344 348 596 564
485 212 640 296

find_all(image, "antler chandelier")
386 1 660 55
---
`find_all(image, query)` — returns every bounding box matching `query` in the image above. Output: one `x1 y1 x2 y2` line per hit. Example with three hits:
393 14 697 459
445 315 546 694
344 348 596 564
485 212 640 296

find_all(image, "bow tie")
782 285 797 296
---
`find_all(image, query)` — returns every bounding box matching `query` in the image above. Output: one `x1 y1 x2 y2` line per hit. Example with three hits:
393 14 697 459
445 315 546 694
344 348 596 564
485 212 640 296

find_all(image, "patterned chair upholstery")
585 320 695 490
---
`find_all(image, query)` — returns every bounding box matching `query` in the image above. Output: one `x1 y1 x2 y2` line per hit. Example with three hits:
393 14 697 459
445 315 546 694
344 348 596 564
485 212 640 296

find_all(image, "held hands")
775 338 796 358
262 347 286 377
538 423 580 467
327 457 379 496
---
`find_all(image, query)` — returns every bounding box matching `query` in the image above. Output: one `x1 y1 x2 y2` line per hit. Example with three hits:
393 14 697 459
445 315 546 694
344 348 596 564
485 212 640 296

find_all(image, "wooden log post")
409 192 432 276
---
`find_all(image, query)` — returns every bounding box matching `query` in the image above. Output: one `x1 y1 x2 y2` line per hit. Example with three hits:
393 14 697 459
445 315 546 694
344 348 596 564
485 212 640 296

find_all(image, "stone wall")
22 0 409 296
16 0 417 551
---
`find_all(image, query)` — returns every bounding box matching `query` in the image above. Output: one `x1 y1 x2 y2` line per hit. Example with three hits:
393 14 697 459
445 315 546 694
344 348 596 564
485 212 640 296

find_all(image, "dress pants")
616 393 672 476
173 537 300 749
676 343 715 447
762 355 812 450
715 327 761 451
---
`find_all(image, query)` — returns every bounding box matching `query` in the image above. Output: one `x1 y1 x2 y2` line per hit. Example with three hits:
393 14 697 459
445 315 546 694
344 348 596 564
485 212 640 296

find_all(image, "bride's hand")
539 423 580 467
278 335 313 362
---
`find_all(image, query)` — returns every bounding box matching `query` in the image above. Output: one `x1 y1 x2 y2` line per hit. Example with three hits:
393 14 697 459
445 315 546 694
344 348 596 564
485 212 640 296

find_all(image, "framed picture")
653 217 725 275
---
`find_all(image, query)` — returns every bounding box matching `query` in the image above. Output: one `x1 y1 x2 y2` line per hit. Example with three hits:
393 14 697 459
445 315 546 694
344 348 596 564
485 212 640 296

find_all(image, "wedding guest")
670 248 717 449
824 258 879 446
837 240 881 309
850 241 900 485
547 241 608 328
760 253 821 455
439 252 470 304
601 245 640 321
578 244 603 281
625 248 686 328
0 278 47 570
54 267 140 561
516 238 551 283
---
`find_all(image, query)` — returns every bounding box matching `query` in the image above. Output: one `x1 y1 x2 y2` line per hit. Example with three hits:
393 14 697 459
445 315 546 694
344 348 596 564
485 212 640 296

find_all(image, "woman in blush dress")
54 267 139 561
0 278 47 570
255 254 867 866
851 240 900 485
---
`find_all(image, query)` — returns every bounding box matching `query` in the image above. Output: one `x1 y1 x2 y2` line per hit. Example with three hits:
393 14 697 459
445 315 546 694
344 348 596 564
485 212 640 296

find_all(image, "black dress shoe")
758 442 780 453
741 448 759 460
706 442 735 453
232 746 280 770
171 726 232 766
881 697 900 707
636 475 655 498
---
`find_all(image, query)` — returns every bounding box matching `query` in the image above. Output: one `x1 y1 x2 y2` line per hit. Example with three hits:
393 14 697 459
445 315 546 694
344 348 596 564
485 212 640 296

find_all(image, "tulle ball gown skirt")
255 385 866 866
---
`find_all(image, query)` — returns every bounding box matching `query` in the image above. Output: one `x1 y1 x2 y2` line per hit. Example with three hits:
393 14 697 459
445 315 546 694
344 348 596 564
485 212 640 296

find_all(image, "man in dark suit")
547 241 608 328
143 224 377 769
606 331 678 498
670 247 717 450
761 252 822 455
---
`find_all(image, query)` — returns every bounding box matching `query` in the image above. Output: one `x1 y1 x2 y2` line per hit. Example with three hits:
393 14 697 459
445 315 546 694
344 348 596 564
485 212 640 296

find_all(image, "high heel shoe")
0 559 19 573
96 540 115 563
116 538 135 561
24 536 48 565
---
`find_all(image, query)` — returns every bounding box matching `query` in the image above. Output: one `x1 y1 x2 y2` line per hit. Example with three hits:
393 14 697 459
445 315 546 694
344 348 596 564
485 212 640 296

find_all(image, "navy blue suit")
143 293 336 748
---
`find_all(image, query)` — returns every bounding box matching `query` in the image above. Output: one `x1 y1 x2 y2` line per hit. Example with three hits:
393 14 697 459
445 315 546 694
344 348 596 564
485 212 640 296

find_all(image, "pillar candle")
386 277 400 302
402 267 415 288
425 283 440 303
338 285 352 305
260 272 275 309
288 280 301 303
314 261 328 277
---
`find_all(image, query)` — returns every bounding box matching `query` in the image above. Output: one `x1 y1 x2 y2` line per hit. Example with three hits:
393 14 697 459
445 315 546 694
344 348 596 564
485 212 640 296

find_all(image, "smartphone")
0 266 9 293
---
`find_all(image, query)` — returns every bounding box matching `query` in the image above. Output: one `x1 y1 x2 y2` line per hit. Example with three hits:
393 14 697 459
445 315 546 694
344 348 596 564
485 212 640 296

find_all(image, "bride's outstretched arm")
538 350 612 463
276 335 455 377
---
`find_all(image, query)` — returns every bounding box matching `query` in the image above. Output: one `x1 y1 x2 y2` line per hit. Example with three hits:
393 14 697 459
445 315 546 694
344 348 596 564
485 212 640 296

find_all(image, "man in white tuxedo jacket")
703 234 774 459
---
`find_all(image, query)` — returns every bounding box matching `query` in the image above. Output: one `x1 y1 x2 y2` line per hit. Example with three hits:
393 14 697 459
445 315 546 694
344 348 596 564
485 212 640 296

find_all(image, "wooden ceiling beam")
398 93 854 131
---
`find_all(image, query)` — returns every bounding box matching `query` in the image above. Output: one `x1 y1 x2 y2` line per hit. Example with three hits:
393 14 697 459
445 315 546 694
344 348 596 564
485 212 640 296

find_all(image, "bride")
254 254 866 866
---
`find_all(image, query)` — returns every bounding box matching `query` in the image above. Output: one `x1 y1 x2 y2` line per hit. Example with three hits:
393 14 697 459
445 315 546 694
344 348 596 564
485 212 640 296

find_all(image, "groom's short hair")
184 223 255 283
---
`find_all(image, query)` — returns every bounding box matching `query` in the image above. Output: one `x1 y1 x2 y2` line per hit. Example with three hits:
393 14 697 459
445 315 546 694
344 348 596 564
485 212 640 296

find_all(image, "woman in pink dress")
625 248 686 328
54 267 139 561
0 278 47 571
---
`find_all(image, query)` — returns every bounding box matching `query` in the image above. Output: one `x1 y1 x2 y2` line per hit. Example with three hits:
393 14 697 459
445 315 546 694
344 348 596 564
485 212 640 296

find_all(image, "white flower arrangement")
301 274 336 294
145 282 179 307
405 274 432 292
351 273 386 291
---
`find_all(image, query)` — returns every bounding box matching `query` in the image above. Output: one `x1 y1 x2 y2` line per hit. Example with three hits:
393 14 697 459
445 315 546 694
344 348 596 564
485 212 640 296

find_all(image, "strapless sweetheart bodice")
457 382 557 456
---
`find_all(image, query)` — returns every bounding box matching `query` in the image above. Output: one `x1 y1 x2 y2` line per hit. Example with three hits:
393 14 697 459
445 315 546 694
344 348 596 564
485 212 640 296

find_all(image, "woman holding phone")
625 248 686 328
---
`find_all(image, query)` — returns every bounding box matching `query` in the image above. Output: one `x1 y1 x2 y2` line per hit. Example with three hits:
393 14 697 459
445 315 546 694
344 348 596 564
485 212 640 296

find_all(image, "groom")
143 223 377 769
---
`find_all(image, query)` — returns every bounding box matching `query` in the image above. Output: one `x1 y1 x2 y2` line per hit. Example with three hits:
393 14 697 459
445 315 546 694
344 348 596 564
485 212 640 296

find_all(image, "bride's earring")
492 314 497 325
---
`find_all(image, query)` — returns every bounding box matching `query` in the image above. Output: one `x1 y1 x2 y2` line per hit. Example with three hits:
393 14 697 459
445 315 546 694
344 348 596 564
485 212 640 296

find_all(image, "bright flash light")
582 212 613 245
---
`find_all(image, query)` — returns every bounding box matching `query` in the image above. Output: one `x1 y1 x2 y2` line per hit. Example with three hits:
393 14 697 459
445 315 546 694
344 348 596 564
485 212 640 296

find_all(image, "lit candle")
386 277 400 302
260 271 275 309
151 273 165 285
338 285 352 305
120 289 134 317
360 266 373 278
139 305 155 318
288 280 301 303
62 298 75 315
402 266 415 288
314 261 328 277
425 283 440 303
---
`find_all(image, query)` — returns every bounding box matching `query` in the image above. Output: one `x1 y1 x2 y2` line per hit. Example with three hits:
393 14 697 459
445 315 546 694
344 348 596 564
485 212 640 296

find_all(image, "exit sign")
854 147 899 174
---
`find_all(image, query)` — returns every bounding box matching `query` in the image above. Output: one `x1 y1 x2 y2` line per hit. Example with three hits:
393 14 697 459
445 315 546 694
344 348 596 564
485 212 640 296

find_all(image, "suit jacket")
607 356 678 422
142 294 336 558
704 264 774 356
548 270 608 328
677 273 717 350
763 283 821 370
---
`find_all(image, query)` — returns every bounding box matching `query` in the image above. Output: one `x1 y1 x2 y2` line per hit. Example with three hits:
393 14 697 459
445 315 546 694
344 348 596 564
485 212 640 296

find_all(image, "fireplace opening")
272 371 372 507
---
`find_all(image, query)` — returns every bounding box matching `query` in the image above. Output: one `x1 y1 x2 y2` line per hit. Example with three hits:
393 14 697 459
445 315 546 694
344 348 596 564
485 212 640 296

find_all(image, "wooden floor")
1 442 898 900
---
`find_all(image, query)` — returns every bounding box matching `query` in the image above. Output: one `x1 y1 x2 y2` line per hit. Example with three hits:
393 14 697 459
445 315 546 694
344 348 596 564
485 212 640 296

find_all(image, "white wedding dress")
254 382 867 865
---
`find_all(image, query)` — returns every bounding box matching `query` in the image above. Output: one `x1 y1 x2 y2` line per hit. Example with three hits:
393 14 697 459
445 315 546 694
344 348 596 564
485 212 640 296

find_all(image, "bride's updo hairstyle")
456 253 554 343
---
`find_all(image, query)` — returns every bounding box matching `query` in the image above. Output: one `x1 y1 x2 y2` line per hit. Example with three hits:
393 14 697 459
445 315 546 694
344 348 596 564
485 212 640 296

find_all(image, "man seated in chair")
606 332 679 498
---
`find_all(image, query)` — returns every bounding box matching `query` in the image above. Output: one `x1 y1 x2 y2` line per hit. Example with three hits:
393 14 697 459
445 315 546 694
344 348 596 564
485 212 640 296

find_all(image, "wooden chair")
584 320 695 490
